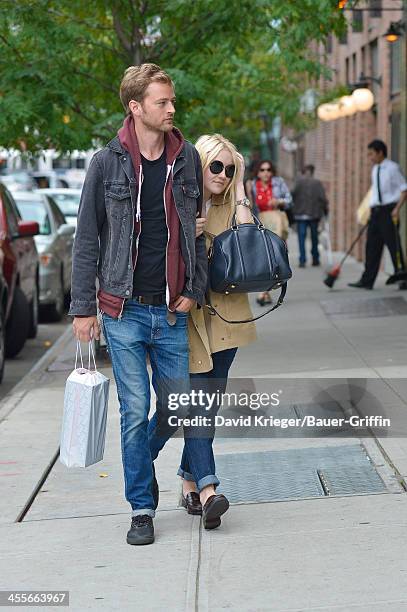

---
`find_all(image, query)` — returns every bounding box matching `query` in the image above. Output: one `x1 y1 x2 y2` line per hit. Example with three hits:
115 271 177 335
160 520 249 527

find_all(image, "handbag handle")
75 340 98 371
230 211 263 229
205 283 287 324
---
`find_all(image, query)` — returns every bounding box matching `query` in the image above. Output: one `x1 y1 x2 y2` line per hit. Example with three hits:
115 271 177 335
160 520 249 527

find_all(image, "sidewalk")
1 238 407 611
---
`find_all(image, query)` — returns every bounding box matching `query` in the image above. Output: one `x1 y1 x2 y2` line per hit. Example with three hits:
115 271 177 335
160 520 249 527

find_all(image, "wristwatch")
236 197 251 208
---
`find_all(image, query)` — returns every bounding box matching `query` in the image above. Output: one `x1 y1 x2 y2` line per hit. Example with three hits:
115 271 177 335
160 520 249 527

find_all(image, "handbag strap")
75 340 97 371
205 283 287 324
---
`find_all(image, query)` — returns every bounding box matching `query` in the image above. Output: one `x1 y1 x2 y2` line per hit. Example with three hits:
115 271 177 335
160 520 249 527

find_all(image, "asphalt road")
0 312 71 401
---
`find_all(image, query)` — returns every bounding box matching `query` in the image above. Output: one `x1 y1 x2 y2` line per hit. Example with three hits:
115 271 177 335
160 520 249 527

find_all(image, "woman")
178 134 256 530
246 160 292 306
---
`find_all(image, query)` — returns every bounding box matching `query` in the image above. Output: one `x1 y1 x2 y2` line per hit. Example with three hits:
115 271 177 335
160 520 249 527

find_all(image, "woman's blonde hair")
195 134 241 208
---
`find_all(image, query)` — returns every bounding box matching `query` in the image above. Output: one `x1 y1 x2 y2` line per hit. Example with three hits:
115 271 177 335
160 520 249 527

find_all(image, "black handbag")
206 213 292 324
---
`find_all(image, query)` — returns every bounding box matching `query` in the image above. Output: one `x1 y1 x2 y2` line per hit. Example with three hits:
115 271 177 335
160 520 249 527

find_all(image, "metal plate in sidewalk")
216 444 387 503
320 296 407 319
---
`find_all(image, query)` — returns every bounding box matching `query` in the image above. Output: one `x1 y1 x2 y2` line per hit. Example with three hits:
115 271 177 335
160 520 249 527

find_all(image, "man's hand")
196 216 206 237
392 207 400 223
172 296 196 313
73 316 101 343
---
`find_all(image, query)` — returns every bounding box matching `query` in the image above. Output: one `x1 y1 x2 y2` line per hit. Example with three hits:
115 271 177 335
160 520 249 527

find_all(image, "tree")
0 0 345 153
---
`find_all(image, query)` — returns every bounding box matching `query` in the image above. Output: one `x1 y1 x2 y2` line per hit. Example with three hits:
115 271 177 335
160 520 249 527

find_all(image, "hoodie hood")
117 115 184 168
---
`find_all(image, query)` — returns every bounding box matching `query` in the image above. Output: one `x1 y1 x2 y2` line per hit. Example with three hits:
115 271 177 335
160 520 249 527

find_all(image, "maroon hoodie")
98 116 186 318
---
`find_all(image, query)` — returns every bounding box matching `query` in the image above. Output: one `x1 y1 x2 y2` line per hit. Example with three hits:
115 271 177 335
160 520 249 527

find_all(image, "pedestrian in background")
292 164 329 268
246 160 292 305
349 139 407 290
179 133 257 530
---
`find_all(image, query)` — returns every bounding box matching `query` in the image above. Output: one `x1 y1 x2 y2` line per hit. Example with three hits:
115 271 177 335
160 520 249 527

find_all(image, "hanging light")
351 88 375 112
338 95 357 117
384 22 404 44
317 103 340 121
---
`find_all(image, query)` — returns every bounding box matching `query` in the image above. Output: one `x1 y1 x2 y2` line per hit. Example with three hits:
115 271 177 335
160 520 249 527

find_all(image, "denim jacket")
68 136 207 317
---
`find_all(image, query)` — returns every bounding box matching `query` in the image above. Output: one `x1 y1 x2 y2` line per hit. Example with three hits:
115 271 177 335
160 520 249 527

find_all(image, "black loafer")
348 281 373 289
181 492 202 515
202 494 229 530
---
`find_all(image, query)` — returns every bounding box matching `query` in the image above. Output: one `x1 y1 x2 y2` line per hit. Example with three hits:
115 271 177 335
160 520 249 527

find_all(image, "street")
0 314 71 401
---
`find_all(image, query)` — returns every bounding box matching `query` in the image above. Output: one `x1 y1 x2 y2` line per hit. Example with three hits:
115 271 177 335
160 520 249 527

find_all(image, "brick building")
280 2 405 262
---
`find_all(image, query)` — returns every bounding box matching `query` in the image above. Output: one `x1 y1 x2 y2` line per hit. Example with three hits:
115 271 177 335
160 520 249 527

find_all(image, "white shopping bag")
60 341 110 468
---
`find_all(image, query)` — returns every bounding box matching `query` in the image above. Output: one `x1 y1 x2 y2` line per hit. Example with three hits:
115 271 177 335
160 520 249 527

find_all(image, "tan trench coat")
188 197 257 373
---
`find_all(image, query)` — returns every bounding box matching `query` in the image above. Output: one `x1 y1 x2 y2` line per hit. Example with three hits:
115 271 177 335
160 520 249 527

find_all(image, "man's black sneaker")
348 281 373 290
127 515 155 546
152 464 159 510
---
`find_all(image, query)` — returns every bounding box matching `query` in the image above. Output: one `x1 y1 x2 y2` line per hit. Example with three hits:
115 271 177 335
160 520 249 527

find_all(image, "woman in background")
246 160 292 306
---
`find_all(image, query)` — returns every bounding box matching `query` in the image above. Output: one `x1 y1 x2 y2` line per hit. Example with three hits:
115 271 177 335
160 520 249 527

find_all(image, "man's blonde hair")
119 63 174 114
195 134 241 209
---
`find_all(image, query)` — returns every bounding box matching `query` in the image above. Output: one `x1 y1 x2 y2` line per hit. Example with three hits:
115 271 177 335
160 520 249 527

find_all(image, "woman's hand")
196 216 206 237
236 153 245 183
235 153 246 201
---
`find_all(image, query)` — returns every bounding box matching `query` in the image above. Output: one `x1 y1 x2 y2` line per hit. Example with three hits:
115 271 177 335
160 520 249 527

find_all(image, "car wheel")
5 286 30 358
0 304 5 383
27 280 39 339
47 272 64 322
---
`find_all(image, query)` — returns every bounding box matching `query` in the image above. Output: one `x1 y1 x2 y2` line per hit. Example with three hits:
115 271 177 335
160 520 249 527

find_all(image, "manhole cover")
216 444 387 503
320 297 407 319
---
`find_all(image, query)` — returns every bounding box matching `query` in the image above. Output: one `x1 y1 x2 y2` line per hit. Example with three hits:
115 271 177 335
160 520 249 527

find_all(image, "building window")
339 28 348 45
352 10 363 33
390 38 401 95
361 45 366 74
391 110 401 162
370 39 380 98
352 53 357 82
326 34 333 54
369 0 381 18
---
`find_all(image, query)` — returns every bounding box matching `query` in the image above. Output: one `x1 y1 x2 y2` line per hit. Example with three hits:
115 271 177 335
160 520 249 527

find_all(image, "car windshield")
1 173 33 189
49 193 80 217
15 200 51 235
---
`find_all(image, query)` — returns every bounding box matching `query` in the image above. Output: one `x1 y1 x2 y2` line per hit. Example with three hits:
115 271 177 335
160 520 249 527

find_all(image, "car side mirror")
58 223 75 236
16 220 40 238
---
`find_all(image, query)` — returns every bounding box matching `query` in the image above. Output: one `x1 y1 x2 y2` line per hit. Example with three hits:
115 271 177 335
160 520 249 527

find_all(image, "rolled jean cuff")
131 508 155 518
196 474 220 492
177 467 195 482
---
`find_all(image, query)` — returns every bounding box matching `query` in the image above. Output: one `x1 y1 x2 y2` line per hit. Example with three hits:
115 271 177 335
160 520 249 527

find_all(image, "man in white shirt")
349 139 407 289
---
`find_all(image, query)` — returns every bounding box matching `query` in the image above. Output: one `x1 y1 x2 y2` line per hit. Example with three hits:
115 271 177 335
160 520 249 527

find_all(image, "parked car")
13 192 75 322
30 171 69 189
0 183 39 358
0 171 35 192
0 248 7 382
36 188 81 227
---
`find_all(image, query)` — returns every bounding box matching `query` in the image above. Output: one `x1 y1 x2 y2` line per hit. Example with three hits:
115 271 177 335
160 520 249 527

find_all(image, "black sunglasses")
259 167 272 172
209 160 236 179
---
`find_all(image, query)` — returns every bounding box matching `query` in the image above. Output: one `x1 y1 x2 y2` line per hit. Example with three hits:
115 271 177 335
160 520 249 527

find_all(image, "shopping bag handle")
75 341 97 372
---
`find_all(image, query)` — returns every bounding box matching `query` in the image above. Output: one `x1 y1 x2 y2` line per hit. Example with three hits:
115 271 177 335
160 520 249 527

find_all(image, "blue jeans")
102 301 190 518
297 219 319 265
177 347 238 492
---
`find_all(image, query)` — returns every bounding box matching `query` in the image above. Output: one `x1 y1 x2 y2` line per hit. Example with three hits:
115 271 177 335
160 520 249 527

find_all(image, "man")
69 63 207 545
291 164 328 267
349 139 407 290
